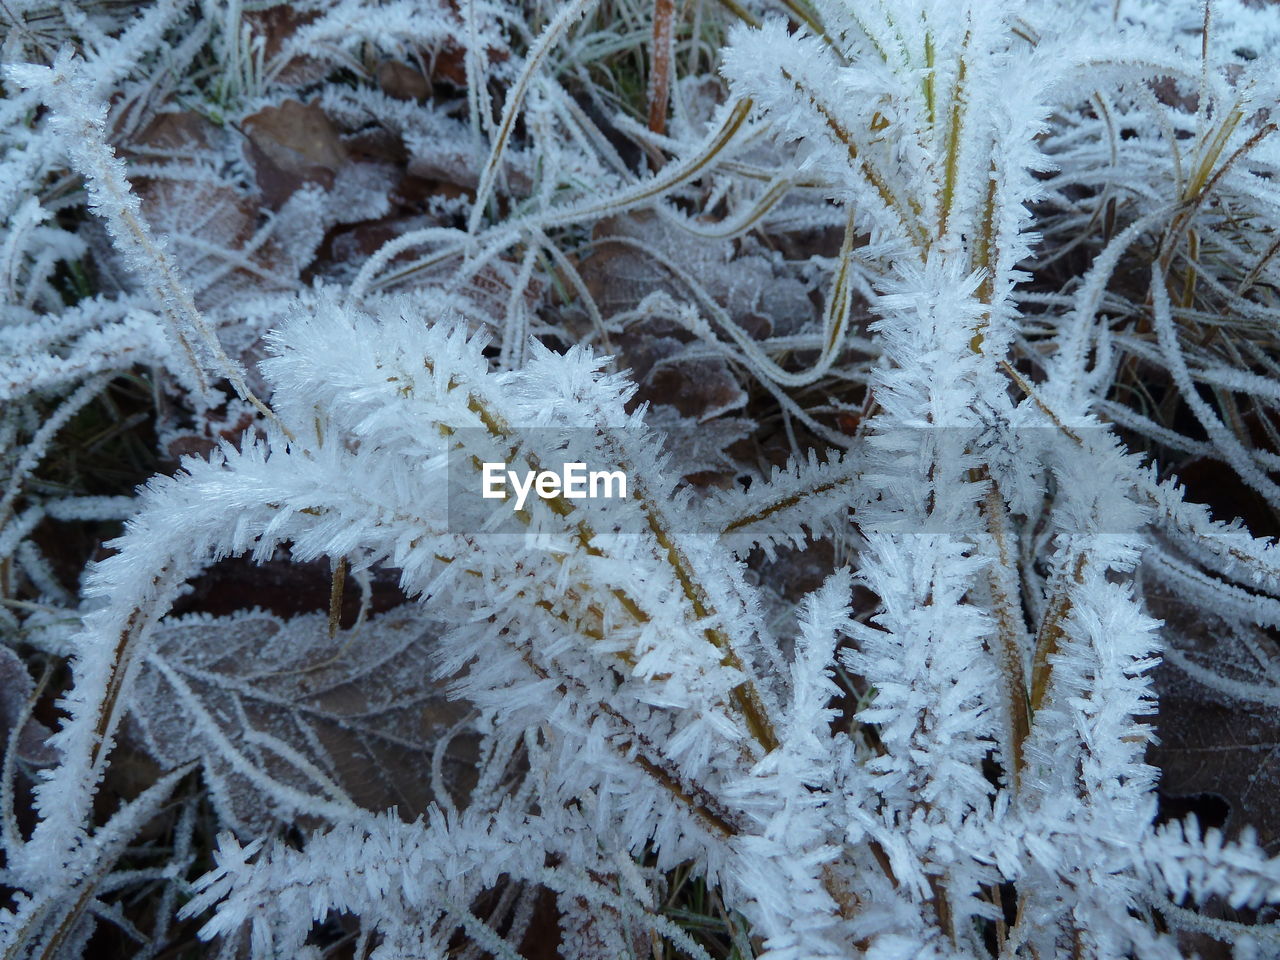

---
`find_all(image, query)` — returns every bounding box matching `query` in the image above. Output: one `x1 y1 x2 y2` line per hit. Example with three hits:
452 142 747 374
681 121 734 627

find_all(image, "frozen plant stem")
648 0 675 138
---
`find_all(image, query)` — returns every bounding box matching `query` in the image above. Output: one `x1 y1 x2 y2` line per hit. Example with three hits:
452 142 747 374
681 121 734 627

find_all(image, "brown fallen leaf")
1146 579 1280 955
129 606 474 835
430 35 509 89
243 4 325 86
126 110 323 312
605 316 746 422
0 646 57 769
377 59 431 102
1148 583 1280 855
645 357 748 421
131 110 218 153
135 179 261 298
243 99 348 209
576 215 756 422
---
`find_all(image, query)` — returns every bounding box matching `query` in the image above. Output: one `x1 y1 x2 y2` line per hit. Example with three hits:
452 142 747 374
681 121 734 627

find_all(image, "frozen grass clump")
4 1 1280 957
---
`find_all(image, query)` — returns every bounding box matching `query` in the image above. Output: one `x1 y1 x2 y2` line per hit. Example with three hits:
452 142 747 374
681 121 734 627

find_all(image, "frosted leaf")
1150 585 1280 855
133 179 272 311
0 646 57 768
129 606 471 835
643 404 752 479
581 211 816 334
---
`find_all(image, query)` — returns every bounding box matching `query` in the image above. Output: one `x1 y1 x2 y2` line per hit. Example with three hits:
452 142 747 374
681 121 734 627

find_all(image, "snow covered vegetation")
5 0 1280 956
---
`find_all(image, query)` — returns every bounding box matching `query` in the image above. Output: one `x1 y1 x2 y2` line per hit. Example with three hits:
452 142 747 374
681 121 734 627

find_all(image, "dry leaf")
0 646 56 768
377 59 431 102
129 607 472 835
1149 585 1280 854
243 99 348 208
